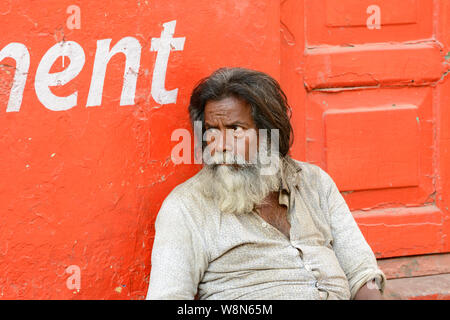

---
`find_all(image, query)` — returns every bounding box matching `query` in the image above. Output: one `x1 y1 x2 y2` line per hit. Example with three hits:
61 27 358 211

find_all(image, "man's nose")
213 130 234 154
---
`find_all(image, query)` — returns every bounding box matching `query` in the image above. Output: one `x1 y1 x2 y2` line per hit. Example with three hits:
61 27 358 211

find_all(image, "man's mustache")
204 151 252 167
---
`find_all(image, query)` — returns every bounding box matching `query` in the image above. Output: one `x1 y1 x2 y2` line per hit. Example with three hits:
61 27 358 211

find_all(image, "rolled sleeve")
320 168 386 299
146 194 209 300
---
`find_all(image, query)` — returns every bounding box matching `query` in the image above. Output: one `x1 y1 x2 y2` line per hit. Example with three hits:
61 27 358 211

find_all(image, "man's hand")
354 279 385 300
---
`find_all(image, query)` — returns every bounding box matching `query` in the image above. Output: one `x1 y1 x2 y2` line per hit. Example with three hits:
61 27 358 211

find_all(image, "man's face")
204 96 258 165
199 96 281 214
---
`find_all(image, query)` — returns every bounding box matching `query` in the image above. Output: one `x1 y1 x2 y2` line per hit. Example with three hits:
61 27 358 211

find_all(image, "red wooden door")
281 0 450 259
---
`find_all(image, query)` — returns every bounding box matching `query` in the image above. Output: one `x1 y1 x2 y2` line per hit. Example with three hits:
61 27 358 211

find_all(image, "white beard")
197 150 281 214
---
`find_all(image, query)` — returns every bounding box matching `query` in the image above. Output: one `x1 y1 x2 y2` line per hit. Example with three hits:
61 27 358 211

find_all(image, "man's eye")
232 126 245 137
204 128 217 139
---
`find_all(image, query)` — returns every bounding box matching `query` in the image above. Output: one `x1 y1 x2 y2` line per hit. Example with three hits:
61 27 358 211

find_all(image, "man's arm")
354 279 384 300
319 167 387 300
146 194 208 300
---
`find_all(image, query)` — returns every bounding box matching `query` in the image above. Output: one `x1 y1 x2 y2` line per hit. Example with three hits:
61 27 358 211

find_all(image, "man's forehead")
204 96 253 122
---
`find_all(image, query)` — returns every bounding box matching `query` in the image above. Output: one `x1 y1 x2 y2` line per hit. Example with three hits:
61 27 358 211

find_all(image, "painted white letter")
86 37 141 107
34 41 85 111
0 43 30 112
150 20 185 105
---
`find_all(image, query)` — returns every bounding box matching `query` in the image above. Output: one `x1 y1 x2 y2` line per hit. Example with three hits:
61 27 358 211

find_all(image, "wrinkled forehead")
204 96 255 127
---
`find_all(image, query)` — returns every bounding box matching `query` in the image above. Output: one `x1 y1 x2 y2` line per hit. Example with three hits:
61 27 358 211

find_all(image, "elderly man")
146 67 386 300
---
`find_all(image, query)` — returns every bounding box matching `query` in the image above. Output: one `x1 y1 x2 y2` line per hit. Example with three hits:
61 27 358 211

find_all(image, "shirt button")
314 281 319 288
261 222 268 228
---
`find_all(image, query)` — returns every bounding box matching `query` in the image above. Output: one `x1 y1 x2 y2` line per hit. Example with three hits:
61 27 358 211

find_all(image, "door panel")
282 0 450 258
305 0 433 45
306 87 434 204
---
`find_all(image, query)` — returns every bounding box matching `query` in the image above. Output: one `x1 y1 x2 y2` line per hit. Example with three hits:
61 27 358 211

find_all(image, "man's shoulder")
155 169 214 231
288 158 335 192
161 169 204 204
289 158 329 179
290 158 318 171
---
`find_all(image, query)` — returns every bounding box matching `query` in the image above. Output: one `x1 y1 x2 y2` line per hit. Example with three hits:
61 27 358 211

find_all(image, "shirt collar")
278 156 302 207
279 156 302 193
